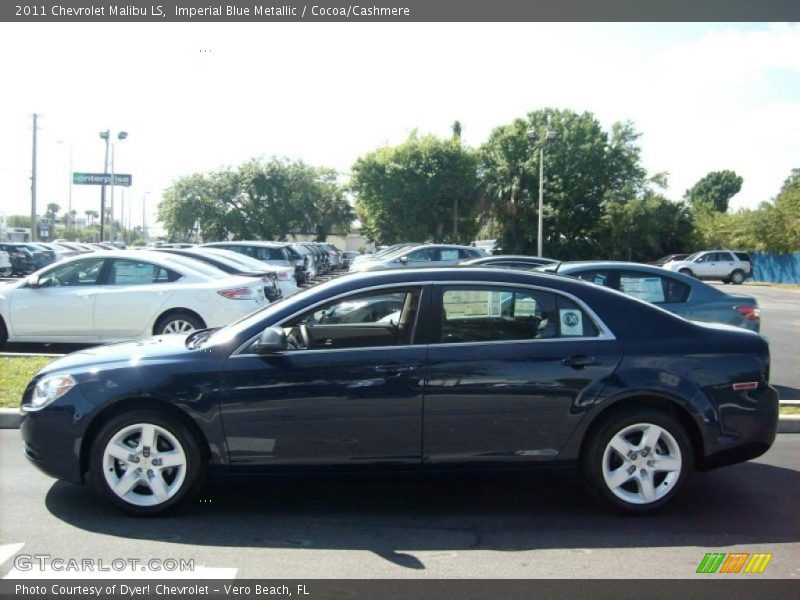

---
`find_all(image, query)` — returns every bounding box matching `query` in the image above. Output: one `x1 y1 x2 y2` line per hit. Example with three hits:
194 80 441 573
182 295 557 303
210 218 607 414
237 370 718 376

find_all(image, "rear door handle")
563 355 600 369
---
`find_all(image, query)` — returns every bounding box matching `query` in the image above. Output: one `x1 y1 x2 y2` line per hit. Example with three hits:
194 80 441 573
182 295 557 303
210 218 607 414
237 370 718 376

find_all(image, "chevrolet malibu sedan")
20 267 778 515
0 251 268 345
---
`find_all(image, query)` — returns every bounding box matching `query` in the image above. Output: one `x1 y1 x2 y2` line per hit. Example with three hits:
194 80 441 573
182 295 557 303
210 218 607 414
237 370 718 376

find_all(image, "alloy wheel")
601 422 682 505
102 423 187 507
162 319 196 334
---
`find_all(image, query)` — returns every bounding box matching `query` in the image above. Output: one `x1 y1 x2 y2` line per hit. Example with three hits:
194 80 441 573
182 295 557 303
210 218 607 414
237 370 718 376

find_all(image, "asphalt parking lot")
0 430 797 579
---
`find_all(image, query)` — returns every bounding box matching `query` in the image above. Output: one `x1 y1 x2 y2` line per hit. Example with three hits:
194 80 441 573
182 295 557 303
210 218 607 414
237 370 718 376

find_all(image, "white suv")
0 250 11 276
663 250 752 284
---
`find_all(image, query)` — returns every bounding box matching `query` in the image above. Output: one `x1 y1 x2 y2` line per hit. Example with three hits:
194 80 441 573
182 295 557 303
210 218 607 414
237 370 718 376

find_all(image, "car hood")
38 335 195 377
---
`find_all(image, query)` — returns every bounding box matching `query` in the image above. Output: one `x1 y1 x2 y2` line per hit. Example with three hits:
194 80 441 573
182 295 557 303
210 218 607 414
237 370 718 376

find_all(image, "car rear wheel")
89 410 206 515
154 311 205 335
582 407 692 513
0 316 7 349
678 268 694 278
730 269 745 285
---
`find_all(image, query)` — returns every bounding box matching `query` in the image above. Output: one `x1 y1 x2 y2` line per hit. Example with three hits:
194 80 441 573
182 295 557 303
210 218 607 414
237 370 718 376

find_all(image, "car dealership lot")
0 429 798 579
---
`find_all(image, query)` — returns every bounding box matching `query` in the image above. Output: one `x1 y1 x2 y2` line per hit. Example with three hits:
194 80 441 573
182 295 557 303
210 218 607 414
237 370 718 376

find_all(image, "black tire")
581 406 693 514
154 311 205 336
730 269 745 285
88 409 206 515
0 316 7 349
678 268 694 278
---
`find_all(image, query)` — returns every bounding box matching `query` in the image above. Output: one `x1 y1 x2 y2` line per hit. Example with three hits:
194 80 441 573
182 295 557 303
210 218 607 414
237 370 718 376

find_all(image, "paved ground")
0 430 798 579
732 284 800 400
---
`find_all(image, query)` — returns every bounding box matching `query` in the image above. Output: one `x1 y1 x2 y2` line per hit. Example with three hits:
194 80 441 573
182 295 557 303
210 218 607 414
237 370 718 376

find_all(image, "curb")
2 408 800 432
0 408 21 429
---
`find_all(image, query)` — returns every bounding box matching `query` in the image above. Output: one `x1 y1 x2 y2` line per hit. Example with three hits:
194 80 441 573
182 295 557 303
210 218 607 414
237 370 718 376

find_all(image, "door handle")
563 355 600 369
373 364 418 376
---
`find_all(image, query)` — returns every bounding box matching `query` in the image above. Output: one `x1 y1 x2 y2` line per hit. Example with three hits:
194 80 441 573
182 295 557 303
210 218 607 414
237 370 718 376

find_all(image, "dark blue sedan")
20 267 778 515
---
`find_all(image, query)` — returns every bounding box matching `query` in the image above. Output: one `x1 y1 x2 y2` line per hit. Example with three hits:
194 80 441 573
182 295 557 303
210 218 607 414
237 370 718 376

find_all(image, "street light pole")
30 113 39 242
528 124 557 257
99 130 110 242
537 145 544 257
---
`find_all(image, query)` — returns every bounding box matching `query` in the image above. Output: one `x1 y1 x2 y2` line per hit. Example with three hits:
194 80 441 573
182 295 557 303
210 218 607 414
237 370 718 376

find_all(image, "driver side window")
283 288 421 350
38 258 106 287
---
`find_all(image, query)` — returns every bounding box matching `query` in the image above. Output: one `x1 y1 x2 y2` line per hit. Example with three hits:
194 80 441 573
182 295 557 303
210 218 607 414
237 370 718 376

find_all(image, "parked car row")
201 240 347 285
0 249 277 346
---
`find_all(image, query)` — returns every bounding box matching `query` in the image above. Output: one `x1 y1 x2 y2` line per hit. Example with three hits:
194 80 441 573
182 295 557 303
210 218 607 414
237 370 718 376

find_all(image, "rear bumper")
699 384 779 471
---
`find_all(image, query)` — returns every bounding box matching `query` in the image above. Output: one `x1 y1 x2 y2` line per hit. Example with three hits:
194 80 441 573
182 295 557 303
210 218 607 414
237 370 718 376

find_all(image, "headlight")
31 374 76 408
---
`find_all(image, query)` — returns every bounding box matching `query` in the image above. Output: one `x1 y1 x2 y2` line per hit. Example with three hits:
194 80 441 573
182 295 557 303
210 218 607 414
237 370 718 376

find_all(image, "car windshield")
685 252 704 261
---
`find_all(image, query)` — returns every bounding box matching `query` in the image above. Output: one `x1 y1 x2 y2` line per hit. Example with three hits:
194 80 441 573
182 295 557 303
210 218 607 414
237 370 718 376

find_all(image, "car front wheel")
89 410 206 515
678 268 694 278
582 408 692 513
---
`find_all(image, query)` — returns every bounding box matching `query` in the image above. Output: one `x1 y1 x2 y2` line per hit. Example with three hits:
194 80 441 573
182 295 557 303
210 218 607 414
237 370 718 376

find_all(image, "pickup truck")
662 250 752 284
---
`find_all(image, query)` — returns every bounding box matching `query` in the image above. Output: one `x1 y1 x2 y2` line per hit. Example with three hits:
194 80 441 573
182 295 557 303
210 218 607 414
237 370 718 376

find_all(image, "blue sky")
0 22 797 234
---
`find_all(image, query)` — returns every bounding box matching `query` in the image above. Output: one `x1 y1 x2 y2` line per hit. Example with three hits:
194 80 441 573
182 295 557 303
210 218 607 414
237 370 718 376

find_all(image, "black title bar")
3 0 799 22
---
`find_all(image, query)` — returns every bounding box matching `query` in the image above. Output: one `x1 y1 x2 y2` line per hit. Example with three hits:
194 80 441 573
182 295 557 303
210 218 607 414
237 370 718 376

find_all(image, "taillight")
218 287 255 300
734 305 760 321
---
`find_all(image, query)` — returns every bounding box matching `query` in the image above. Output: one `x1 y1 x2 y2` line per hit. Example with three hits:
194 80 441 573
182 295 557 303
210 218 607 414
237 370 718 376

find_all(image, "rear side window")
440 248 460 261
735 252 751 262
110 260 180 285
618 270 690 304
436 286 599 344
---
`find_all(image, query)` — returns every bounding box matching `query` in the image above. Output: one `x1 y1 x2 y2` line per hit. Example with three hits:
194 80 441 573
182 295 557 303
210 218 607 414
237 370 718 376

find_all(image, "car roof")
204 241 288 248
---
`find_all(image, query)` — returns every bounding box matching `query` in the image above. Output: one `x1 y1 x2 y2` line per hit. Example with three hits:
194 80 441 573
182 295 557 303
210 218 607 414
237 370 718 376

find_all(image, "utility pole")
99 130 110 242
30 113 39 242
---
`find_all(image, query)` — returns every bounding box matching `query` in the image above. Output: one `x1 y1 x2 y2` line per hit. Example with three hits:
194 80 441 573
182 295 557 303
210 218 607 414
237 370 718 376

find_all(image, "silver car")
350 244 487 272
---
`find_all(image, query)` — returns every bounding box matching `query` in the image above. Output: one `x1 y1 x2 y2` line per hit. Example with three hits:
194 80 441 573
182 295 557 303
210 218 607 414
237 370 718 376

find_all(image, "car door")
714 251 736 278
615 269 692 318
94 258 179 340
691 252 714 278
8 257 107 340
437 247 462 266
219 285 429 466
423 283 622 466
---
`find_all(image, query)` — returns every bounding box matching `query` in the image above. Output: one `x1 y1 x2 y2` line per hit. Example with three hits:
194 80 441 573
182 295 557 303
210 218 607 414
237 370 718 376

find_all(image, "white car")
0 250 11 276
200 248 299 297
0 251 268 345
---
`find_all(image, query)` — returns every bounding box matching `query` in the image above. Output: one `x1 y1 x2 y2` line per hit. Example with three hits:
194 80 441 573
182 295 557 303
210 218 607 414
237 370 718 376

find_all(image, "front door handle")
373 364 419 376
563 355 600 369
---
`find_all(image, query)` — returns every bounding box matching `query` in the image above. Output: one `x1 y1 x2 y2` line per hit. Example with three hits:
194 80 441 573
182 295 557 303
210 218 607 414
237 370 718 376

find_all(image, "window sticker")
560 308 583 336
620 277 665 303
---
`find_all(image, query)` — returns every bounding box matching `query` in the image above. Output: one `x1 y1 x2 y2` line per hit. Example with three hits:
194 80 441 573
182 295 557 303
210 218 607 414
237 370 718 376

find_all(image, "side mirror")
398 256 409 264
27 274 42 288
252 326 287 354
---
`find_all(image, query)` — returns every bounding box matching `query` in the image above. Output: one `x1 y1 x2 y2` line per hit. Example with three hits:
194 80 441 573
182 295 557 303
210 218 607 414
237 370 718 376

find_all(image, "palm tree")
85 210 98 225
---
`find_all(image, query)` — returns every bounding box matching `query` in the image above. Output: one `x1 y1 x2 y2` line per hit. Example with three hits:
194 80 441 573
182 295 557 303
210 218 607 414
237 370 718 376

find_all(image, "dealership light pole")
99 129 127 242
30 113 39 242
528 124 557 257
109 131 128 242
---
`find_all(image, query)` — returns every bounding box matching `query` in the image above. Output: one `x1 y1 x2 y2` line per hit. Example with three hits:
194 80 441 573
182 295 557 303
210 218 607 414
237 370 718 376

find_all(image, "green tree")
159 158 352 242
6 215 31 228
685 170 743 213
351 132 479 245
478 109 649 259
45 203 60 221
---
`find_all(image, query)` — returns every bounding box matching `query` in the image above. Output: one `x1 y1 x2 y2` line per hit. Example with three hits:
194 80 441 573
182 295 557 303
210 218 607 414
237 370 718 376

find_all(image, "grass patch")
0 356 54 409
780 406 800 416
